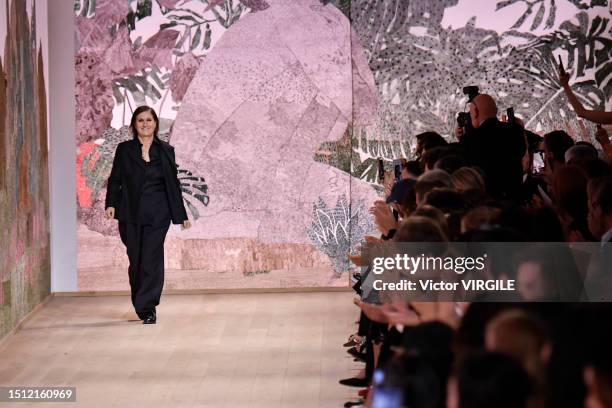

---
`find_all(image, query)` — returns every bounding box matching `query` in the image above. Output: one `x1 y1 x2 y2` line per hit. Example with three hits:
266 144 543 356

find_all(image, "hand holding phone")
532 150 545 175
558 56 569 87
558 56 566 75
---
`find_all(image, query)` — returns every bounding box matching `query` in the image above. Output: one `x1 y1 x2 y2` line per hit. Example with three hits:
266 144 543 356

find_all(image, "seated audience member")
451 167 486 195
423 146 451 172
485 309 551 377
386 178 417 217
460 206 501 234
369 179 417 238
415 131 448 160
422 188 469 239
434 154 467 174
543 130 574 174
401 159 423 180
415 169 453 205
565 143 599 165
513 245 583 301
587 176 612 242
412 204 450 238
575 158 612 180
422 188 467 215
485 309 551 408
447 352 532 408
394 215 448 243
552 165 593 241
459 93 526 202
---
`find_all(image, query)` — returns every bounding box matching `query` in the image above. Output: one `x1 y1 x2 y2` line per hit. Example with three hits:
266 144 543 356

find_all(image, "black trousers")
119 221 170 316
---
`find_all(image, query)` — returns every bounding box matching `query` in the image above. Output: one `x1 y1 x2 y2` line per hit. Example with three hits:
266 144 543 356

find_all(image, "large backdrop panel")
0 0 50 338
75 0 611 291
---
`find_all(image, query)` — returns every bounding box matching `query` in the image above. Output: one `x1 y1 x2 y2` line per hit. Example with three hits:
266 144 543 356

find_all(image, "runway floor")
0 291 361 407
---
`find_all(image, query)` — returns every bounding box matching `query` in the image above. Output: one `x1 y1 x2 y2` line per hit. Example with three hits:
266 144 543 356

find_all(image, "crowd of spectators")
339 76 612 408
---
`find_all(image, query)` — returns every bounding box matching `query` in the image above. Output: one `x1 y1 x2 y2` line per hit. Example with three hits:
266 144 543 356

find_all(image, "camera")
457 112 471 128
462 85 479 102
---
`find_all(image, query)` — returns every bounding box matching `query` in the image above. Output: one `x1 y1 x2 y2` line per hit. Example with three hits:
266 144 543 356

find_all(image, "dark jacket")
105 138 188 224
460 118 526 202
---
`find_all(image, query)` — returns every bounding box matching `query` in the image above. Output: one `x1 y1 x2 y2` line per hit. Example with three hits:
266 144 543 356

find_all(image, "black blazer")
105 138 188 224
460 118 526 202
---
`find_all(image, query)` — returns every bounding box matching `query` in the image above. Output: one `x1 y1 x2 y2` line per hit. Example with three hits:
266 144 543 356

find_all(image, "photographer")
458 93 526 203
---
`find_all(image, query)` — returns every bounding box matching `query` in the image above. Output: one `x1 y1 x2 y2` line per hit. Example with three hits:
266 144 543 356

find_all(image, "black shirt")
137 143 171 226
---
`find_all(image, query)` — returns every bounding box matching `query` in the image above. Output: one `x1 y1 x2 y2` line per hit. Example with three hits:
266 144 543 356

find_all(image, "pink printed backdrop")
76 0 611 291
0 0 50 339
75 0 378 291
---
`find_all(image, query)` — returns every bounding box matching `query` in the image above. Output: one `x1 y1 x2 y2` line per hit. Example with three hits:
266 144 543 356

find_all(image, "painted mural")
76 0 378 290
340 0 612 182
0 0 50 339
76 0 611 291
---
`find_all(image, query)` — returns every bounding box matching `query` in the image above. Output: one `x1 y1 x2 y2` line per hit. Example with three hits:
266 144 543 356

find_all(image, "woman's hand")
369 200 398 235
181 220 192 230
105 207 115 219
559 71 570 88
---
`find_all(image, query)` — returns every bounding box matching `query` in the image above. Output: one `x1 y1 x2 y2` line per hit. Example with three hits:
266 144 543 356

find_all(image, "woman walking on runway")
105 106 191 324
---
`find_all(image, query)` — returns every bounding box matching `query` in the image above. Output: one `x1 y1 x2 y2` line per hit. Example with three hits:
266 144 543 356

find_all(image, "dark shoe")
343 335 363 347
339 377 369 387
344 399 364 407
347 346 366 361
142 311 156 324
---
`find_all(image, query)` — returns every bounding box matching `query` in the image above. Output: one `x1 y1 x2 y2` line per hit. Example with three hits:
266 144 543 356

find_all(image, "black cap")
386 178 416 204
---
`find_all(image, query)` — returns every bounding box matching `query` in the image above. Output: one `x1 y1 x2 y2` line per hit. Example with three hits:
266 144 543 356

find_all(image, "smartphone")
372 387 403 408
558 56 566 76
533 150 545 174
372 369 403 408
392 159 402 181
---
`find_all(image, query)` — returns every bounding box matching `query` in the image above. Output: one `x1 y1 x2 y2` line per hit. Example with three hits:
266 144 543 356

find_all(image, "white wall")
48 0 77 292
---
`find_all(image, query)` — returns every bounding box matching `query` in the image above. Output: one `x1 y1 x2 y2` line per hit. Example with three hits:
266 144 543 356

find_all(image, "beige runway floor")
0 292 362 407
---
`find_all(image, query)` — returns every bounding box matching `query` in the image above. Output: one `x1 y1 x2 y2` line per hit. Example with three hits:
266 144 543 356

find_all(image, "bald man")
460 94 526 202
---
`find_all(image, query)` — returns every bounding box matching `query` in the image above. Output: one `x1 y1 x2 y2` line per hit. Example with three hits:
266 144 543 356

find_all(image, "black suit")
105 138 188 224
461 118 526 202
105 138 188 317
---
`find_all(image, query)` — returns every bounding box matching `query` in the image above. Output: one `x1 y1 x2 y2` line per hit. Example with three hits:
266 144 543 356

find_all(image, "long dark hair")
130 106 160 140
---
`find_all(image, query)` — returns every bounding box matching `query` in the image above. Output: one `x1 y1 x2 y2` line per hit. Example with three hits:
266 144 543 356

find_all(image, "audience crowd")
339 77 612 408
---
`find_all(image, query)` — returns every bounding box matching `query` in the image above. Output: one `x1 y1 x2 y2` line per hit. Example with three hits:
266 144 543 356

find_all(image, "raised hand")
369 200 398 235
